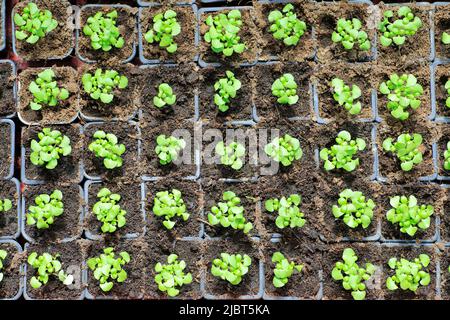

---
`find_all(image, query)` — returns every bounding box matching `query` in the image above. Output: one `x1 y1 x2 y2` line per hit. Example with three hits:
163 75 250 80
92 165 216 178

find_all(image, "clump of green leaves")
331 78 362 115
264 134 302 167
87 247 130 292
386 195 433 236
145 10 180 54
332 18 370 51
152 189 189 230
382 133 423 172
215 141 245 170
208 191 253 234
445 79 450 109
379 6 422 47
265 194 305 229
155 254 192 297
214 71 241 112
0 250 7 283
88 131 126 170
444 141 450 171
331 248 376 300
0 199 12 213
155 135 186 165
271 73 298 105
83 10 124 52
332 189 375 229
82 69 128 104
442 32 450 45
28 69 69 111
320 130 366 172
153 83 176 109
272 252 303 288
268 4 307 47
386 254 431 292
26 190 63 230
379 74 423 120
27 252 73 289
30 128 72 170
14 2 58 44
211 253 251 285
93 188 126 233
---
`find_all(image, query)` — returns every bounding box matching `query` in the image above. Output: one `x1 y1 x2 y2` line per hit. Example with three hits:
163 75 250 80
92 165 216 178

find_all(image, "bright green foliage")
332 189 375 229
271 73 298 105
93 188 126 233
88 131 126 170
445 141 450 171
208 191 253 234
382 133 423 172
378 6 422 47
145 10 180 54
443 32 450 45
28 69 69 111
14 2 58 44
0 250 7 283
332 18 370 51
155 135 186 165
153 83 176 109
265 194 305 229
0 199 12 213
30 128 72 170
215 141 245 170
154 254 193 297
445 79 450 109
331 248 376 300
27 252 73 289
211 253 251 285
264 134 302 167
272 252 303 288
331 78 362 115
83 10 124 52
268 4 307 47
82 69 128 104
152 189 189 230
214 71 241 112
27 189 63 230
87 247 130 292
386 195 433 237
319 130 366 172
386 254 431 292
379 74 423 120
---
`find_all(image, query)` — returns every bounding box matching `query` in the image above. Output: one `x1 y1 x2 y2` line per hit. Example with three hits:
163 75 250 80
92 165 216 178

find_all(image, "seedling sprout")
27 252 74 289
382 133 423 172
214 71 241 112
89 131 126 170
331 77 362 115
272 73 298 105
14 2 58 44
211 253 252 285
0 199 12 213
0 250 7 283
152 189 189 230
272 251 303 288
155 135 186 165
268 4 307 47
26 189 64 230
386 254 431 292
215 141 245 170
378 6 422 47
154 83 176 109
93 188 127 233
332 189 375 229
83 10 125 52
265 194 306 229
154 254 192 297
82 69 128 104
30 128 72 170
331 18 370 51
28 69 69 111
265 134 302 167
145 10 181 54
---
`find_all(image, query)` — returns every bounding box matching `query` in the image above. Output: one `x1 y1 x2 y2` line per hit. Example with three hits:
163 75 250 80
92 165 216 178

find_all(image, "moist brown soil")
0 123 12 179
434 63 450 118
23 124 82 183
0 180 19 238
23 184 83 243
440 194 450 243
435 4 450 61
13 0 74 61
78 6 137 62
440 247 450 300
254 62 314 124
140 63 199 125
25 240 84 300
18 66 79 125
145 179 202 240
438 125 450 177
0 242 22 299
199 66 254 123
140 5 196 63
376 3 432 66
0 62 16 117
83 122 141 182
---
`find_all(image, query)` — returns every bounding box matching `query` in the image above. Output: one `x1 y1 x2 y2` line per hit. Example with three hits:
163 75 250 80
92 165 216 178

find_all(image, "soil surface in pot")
434 4 450 61
0 180 19 238
440 248 450 300
438 125 450 178
0 62 16 117
440 195 450 243
0 242 22 299
434 63 450 119
0 123 12 179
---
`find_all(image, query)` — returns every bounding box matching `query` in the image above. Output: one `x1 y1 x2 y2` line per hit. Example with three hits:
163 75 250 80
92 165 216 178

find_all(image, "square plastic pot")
0 60 17 119
0 178 21 240
0 239 23 300
0 119 15 181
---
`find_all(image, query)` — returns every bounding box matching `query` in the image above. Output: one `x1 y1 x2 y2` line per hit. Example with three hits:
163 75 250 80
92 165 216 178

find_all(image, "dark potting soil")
0 242 22 299
434 63 450 119
0 1 3 50
0 62 16 117
140 5 196 63
22 124 82 183
0 123 12 179
435 4 450 61
440 247 450 300
0 180 19 238
440 195 450 243
18 66 79 125
13 0 74 61
438 125 450 177
23 184 83 243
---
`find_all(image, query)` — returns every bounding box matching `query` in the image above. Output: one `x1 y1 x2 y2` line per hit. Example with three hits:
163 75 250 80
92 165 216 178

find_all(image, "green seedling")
82 68 128 104
443 32 450 45
0 199 12 213
332 18 370 51
87 247 130 292
211 253 251 285
208 191 253 234
319 130 366 172
331 248 376 300
445 79 450 109
155 135 186 165
331 78 362 115
214 71 241 112
265 194 306 229
379 6 422 47
445 141 450 171
264 134 303 167
332 189 375 229
27 189 63 230
154 254 193 297
271 73 298 105
268 4 307 47
154 83 176 109
145 9 180 54
204 10 245 57
272 252 303 288
27 252 73 289
152 189 189 230
386 254 431 292
28 69 69 111
386 195 434 236
0 250 7 283
93 188 126 233
88 131 126 170
382 133 423 172
30 128 72 170
215 141 245 170
14 2 58 44
83 10 124 52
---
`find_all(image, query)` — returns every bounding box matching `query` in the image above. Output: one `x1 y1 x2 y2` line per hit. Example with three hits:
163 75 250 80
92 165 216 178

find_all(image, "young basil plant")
386 254 431 292
27 189 63 230
30 128 72 170
93 188 126 233
27 252 74 289
14 2 58 44
332 189 375 229
154 254 193 297
272 73 299 105
154 83 176 109
272 251 303 288
445 79 450 109
155 135 186 165
145 10 180 54
268 4 307 47
265 194 306 229
0 250 7 283
443 32 450 45
215 141 245 170
82 68 128 104
265 134 303 167
88 130 126 170
211 253 251 285
0 199 13 213
332 18 370 51
445 141 450 171
83 10 124 52
28 69 69 111
331 77 362 115
379 6 422 47
382 133 423 171
152 189 189 230
214 71 241 112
